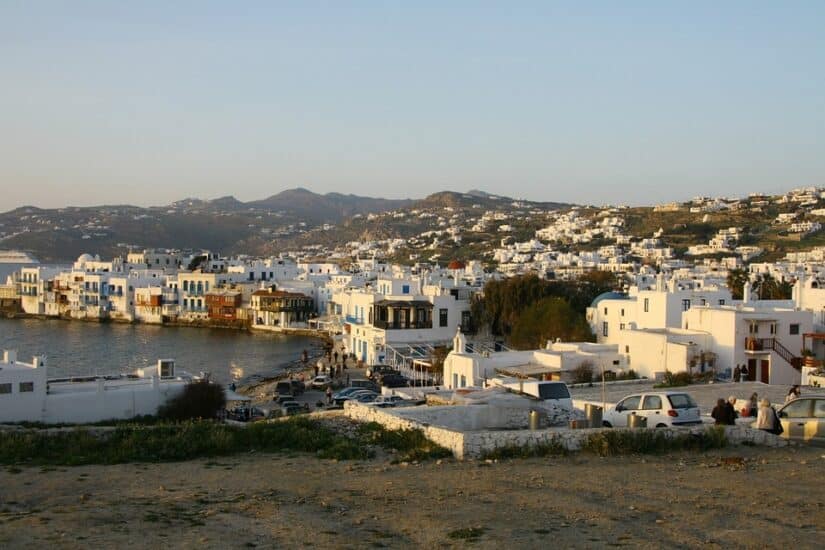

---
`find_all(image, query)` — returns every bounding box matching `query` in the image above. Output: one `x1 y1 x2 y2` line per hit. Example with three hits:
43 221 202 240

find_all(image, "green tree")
726 268 749 300
508 297 594 349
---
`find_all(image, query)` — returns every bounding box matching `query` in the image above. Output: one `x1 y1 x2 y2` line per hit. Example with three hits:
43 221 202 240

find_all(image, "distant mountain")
414 191 570 210
208 195 245 210
245 188 413 223
0 187 572 261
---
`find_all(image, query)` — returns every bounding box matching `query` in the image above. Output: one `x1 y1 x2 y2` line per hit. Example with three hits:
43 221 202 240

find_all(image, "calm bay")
0 317 321 384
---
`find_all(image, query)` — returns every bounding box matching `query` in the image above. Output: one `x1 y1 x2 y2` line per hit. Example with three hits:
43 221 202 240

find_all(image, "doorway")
760 360 770 384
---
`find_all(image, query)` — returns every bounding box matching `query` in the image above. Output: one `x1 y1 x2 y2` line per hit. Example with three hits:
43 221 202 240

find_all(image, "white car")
602 391 702 428
310 375 332 389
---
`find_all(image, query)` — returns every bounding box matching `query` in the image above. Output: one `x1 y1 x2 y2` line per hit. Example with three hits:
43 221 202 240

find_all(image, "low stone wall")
343 401 789 460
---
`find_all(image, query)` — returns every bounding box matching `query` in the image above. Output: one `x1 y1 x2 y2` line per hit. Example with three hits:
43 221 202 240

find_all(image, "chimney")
743 281 752 304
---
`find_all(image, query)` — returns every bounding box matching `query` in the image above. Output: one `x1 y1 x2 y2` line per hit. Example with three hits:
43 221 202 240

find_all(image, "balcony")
373 320 432 330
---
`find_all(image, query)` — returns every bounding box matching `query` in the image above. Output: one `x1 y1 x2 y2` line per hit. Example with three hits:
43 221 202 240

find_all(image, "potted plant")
801 348 818 368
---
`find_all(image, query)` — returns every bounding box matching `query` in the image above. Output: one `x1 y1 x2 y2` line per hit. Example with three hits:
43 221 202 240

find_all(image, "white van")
488 378 573 410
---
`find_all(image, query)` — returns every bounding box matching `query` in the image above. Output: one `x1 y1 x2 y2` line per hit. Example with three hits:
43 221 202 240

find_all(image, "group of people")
712 385 801 435
731 364 750 382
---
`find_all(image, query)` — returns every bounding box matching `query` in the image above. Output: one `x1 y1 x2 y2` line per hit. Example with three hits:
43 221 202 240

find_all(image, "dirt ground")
1 445 824 549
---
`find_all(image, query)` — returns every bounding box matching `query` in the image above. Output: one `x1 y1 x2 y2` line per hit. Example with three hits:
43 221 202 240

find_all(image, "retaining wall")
343 401 789 460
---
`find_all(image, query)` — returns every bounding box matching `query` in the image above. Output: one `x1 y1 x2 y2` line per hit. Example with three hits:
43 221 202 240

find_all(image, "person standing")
740 363 749 382
785 385 801 403
732 365 741 383
325 386 333 405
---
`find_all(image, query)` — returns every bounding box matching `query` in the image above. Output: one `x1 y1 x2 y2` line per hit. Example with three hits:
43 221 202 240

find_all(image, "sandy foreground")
2 445 825 549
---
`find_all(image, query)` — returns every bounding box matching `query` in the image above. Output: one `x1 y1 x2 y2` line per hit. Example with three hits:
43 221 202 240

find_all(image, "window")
619 323 625 330
453 374 458 388
620 308 625 317
790 324 800 335
402 285 410 294
603 307 607 315
749 323 758 334
667 394 698 409
602 322 608 337
643 298 649 312
642 395 662 410
439 309 448 327
625 345 630 354
618 395 641 411
813 400 825 419
781 399 812 419
718 299 725 306
682 299 691 312
770 323 776 335
460 375 466 388
0 383 11 394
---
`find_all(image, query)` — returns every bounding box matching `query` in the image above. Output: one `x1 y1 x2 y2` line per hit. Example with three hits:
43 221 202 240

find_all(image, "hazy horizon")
1 1 823 211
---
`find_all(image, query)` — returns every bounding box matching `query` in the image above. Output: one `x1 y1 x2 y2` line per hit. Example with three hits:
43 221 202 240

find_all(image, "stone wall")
343 401 790 460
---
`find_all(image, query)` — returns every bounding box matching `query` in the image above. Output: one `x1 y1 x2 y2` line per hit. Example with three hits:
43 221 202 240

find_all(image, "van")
489 378 573 410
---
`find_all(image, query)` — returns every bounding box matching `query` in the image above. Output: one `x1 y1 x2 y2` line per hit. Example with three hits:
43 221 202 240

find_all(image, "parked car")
351 392 378 403
310 375 333 389
350 378 380 393
281 401 308 416
274 381 293 398
333 388 376 405
776 396 825 445
379 374 410 388
366 365 398 380
332 386 366 400
490 378 573 410
602 391 702 428
290 379 305 396
369 395 405 408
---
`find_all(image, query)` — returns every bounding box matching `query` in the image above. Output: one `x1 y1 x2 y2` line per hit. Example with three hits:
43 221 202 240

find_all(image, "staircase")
756 338 802 370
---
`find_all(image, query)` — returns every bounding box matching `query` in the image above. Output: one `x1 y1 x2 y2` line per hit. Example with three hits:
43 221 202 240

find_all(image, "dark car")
290 380 305 396
380 374 410 388
366 365 399 380
275 381 293 398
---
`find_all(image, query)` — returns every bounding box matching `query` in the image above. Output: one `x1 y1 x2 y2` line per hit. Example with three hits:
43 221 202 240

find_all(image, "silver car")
776 396 825 445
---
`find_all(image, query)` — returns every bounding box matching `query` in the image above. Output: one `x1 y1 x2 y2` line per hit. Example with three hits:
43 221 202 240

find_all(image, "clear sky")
1 1 823 210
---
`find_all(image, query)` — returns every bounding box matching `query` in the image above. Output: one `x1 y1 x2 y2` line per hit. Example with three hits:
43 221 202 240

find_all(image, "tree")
470 271 615 339
508 297 594 350
753 273 793 300
726 268 749 300
158 380 227 421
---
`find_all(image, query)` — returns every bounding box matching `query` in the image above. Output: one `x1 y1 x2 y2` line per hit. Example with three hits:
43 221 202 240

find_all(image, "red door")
760 360 770 384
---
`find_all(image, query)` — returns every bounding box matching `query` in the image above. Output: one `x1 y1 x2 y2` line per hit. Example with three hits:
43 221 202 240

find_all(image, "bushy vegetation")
582 426 727 457
158 381 226 421
356 422 451 462
0 417 369 466
602 369 639 382
571 362 595 384
655 371 694 388
471 272 613 348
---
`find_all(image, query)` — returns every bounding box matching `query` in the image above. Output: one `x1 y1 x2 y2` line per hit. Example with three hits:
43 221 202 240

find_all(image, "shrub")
582 427 727 457
655 371 692 388
356 422 451 462
571 362 594 384
158 381 227 421
0 417 372 466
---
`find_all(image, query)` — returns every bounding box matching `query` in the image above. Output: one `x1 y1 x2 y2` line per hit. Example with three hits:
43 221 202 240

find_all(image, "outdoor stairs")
756 338 802 370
